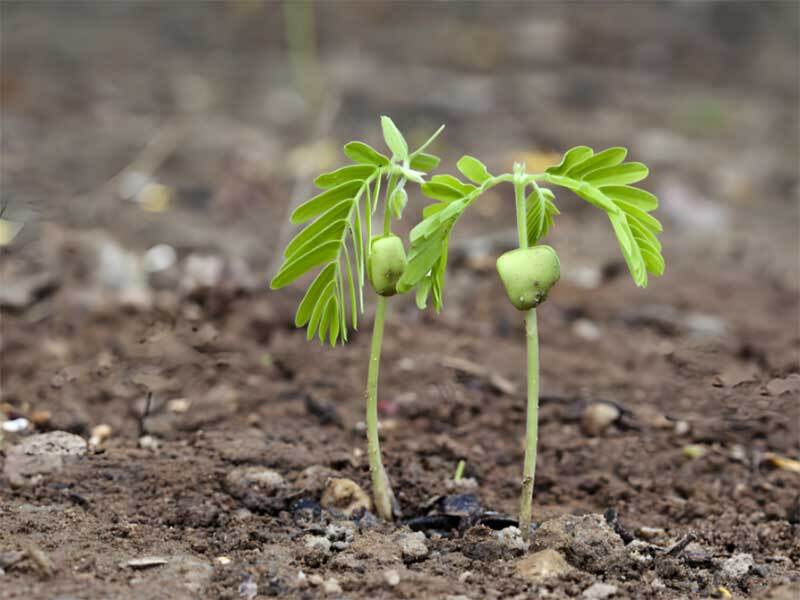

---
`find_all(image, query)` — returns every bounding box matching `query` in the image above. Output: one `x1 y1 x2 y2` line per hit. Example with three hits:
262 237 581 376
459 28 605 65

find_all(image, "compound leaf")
544 146 663 286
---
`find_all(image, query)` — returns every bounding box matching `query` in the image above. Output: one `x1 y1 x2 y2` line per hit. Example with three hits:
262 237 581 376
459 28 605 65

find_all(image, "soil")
1 3 799 599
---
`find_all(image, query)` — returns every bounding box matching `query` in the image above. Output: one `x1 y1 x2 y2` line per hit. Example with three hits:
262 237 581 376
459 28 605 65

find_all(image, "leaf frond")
544 146 664 286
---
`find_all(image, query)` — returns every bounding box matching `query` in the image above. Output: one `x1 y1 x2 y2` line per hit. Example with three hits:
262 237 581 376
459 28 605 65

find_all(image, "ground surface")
1 3 799 599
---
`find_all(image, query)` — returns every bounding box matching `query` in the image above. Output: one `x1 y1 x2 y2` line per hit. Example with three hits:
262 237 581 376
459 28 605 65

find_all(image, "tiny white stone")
2 418 29 433
383 569 400 586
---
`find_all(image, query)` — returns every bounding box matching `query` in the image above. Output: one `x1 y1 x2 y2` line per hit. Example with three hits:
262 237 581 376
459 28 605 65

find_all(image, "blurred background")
2 1 798 290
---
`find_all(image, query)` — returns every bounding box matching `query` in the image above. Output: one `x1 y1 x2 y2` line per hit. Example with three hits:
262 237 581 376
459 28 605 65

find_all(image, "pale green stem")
514 178 528 250
519 307 539 540
366 293 395 520
513 174 540 541
382 173 398 235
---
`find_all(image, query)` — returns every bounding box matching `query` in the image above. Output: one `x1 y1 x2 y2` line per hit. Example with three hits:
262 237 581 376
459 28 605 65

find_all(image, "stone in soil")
721 553 754 580
515 548 573 581
582 582 619 599
320 477 372 517
3 431 88 487
531 513 623 574
495 526 528 553
581 402 621 436
398 531 429 563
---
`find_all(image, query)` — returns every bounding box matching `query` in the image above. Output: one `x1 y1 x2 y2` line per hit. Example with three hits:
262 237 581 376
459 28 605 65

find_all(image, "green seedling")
399 147 664 539
270 116 444 520
453 459 466 482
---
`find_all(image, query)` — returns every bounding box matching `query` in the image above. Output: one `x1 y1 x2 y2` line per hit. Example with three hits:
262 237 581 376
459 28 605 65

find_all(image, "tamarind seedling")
270 116 444 520
399 149 664 540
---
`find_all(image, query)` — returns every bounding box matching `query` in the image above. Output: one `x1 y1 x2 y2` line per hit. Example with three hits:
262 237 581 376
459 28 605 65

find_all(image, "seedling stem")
513 168 540 541
366 294 394 520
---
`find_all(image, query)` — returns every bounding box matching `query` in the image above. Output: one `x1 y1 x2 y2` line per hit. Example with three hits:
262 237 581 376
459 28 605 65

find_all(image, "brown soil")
2 3 799 599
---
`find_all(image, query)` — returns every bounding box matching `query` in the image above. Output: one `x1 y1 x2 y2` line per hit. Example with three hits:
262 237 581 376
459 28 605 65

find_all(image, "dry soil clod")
320 477 372 517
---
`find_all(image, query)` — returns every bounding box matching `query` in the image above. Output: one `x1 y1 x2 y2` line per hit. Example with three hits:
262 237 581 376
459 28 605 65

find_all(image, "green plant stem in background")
365 295 394 520
454 459 466 482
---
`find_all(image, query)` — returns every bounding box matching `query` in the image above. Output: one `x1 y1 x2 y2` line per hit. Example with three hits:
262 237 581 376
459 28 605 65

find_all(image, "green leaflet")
398 166 426 184
315 165 376 189
457 155 491 184
307 282 335 341
566 147 627 179
397 229 447 293
415 276 431 309
294 263 337 327
422 202 447 218
318 296 335 344
421 181 464 203
608 212 647 287
431 174 476 195
432 237 448 311
601 185 658 211
390 186 408 219
343 141 390 167
327 299 340 345
583 162 648 187
284 199 352 258
283 219 348 266
410 152 440 172
381 115 408 160
526 187 560 246
545 146 592 176
615 200 663 232
291 180 364 224
410 199 465 243
270 240 341 289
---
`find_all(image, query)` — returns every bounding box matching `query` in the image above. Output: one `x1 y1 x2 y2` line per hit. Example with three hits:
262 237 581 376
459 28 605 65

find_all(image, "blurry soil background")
1 2 799 599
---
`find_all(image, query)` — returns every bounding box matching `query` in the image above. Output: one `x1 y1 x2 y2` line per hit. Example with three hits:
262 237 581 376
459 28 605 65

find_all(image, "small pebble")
494 526 527 552
215 556 231 565
320 478 371 517
573 318 601 340
458 571 473 583
308 574 324 586
582 582 619 599
322 578 342 595
167 398 191 413
682 444 707 459
721 553 754 580
29 410 51 426
383 569 400 587
89 424 112 447
637 526 666 540
138 435 161 451
126 556 169 569
304 535 332 555
2 418 29 433
238 575 258 599
515 549 573 581
581 403 621 436
398 531 429 562
673 420 690 436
